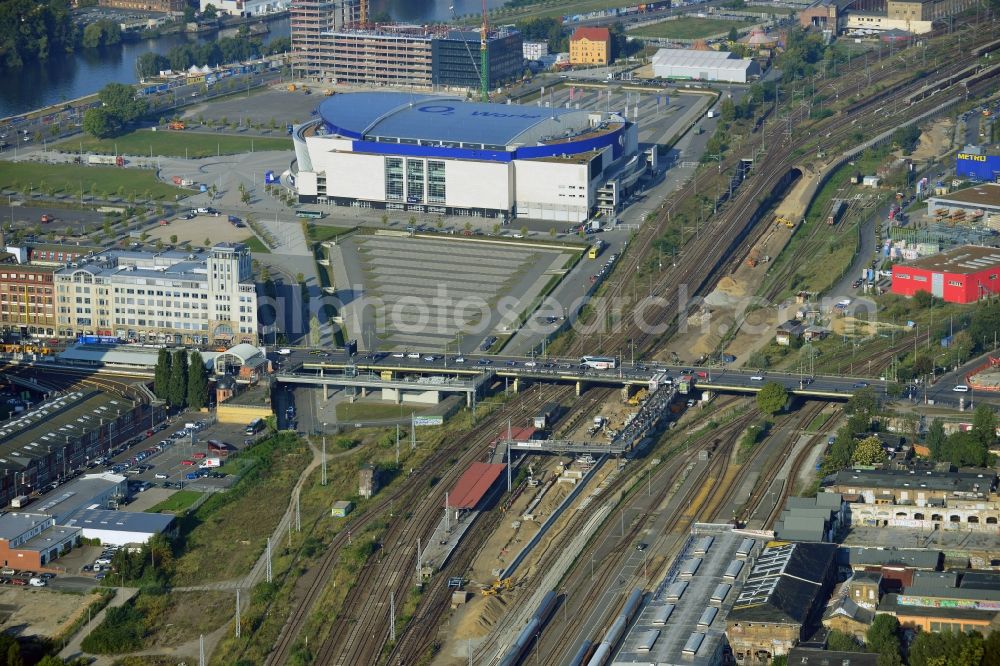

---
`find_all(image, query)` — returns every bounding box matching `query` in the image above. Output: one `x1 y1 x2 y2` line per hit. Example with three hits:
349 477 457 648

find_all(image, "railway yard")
0 7 999 666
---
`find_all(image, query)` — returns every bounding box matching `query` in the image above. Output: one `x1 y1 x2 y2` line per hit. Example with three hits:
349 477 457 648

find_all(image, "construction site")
291 0 522 97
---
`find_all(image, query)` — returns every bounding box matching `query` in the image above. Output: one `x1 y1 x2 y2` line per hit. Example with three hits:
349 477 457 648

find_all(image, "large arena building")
292 92 643 222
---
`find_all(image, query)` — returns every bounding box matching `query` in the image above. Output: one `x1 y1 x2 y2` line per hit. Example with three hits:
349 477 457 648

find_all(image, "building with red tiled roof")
570 26 611 65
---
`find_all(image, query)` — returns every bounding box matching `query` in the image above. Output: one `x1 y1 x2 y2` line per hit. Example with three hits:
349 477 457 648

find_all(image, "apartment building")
887 0 977 20
291 17 523 91
569 27 611 66
0 264 57 339
290 0 359 78
53 244 257 346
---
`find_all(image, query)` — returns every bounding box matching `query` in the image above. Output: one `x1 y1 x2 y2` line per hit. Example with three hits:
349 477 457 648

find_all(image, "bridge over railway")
275 350 872 404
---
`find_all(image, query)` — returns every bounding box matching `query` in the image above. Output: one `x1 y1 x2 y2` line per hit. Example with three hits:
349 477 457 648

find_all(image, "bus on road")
581 355 618 370
295 209 324 219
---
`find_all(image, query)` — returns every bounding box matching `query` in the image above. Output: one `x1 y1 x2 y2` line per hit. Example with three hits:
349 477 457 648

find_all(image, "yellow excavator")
480 578 514 596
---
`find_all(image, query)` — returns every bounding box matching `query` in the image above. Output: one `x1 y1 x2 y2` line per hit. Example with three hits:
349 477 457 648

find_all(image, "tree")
926 418 946 459
940 431 987 467
755 382 787 415
168 349 189 408
846 387 877 419
6 642 22 666
520 225 528 238
204 237 211 247
186 351 208 410
83 108 119 139
981 631 1000 666
136 52 169 80
98 82 148 125
867 614 901 656
241 190 252 206
169 234 178 245
971 405 997 449
202 3 218 19
908 630 984 666
852 435 887 465
153 348 171 399
913 354 933 376
826 629 864 652
969 300 1000 353
183 5 196 22
728 27 739 42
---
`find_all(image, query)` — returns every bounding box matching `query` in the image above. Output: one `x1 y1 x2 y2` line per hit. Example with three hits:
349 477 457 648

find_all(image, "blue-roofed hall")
293 92 647 222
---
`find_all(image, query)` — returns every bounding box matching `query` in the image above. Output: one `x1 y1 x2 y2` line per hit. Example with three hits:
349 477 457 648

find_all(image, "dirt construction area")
438 449 620 663
0 587 100 638
143 214 257 247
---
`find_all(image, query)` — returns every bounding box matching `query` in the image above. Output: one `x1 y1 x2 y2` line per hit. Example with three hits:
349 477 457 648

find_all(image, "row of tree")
135 33 290 80
814 619 1000 666
0 0 75 69
925 407 996 467
153 348 209 411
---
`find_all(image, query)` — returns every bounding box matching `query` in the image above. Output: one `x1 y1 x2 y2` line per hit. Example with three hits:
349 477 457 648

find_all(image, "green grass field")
0 161 182 200
54 129 292 159
148 490 202 514
481 0 625 22
242 235 271 254
308 224 352 243
335 402 430 422
633 17 746 40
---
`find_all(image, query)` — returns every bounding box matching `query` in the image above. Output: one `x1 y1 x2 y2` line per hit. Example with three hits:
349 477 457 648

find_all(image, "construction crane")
480 0 489 101
359 0 367 27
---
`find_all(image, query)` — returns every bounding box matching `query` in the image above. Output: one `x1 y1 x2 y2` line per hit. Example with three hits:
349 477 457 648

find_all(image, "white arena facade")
292 92 640 223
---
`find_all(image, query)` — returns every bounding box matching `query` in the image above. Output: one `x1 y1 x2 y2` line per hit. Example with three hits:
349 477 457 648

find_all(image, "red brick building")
0 264 57 339
891 245 1000 304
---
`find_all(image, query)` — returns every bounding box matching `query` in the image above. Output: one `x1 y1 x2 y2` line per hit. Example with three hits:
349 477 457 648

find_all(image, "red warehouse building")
891 245 1000 304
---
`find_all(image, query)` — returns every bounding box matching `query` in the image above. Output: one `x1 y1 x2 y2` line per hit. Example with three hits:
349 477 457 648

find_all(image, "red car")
192 453 206 460
181 460 194 466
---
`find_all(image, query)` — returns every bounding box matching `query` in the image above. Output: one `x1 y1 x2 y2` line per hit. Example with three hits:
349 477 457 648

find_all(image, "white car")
407 352 421 359
453 357 466 364
523 361 537 367
391 352 405 358
953 385 970 392
277 348 291 355
154 473 168 479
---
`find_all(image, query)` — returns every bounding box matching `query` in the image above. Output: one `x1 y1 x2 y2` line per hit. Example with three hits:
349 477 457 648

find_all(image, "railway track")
562 23 998 363
529 408 758 666
262 386 565 666
385 386 616 665
304 385 567 665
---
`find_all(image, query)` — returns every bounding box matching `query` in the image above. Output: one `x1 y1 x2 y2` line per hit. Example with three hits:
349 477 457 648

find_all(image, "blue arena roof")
318 92 589 148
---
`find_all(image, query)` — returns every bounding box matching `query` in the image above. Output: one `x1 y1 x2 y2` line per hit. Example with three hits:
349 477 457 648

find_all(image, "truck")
706 109 717 118
88 155 123 166
593 415 605 428
171 176 194 187
199 457 221 468
10 495 29 508
40 214 52 224
168 121 185 130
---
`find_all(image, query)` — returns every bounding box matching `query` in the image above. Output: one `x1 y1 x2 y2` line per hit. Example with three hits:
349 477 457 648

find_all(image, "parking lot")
143 212 255 247
103 416 254 493
183 85 325 131
343 235 575 353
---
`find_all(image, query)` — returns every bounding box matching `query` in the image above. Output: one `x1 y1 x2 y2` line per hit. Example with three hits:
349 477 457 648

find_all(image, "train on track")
497 591 558 666
0 343 54 355
570 587 644 666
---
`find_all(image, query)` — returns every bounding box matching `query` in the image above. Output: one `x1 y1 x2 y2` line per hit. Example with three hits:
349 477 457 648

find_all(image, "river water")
0 0 511 119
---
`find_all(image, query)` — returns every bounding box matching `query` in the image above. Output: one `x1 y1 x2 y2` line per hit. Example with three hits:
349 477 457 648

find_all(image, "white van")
29 578 46 587
750 375 764 382
953 385 970 392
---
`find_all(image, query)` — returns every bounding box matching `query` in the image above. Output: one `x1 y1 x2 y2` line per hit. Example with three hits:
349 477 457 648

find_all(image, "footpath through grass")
0 161 181 200
54 129 292 159
632 17 746 40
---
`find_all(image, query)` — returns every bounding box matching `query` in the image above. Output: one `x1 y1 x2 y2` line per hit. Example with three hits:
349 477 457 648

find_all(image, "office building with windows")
53 244 257 345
